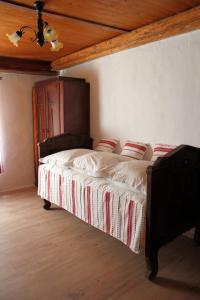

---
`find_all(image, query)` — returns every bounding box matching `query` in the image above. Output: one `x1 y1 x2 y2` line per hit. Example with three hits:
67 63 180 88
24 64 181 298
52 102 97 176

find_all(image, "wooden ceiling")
0 0 200 74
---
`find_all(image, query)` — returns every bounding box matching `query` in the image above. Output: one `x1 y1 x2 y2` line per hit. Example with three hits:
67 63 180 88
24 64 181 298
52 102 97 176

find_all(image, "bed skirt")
38 164 146 254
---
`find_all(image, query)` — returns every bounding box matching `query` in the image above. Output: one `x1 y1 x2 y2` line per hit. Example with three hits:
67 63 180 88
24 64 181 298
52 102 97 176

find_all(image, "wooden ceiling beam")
0 57 57 75
0 0 127 33
51 5 200 71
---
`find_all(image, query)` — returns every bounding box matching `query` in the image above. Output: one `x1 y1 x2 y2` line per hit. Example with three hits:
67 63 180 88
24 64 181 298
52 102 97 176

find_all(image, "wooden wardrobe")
32 76 90 184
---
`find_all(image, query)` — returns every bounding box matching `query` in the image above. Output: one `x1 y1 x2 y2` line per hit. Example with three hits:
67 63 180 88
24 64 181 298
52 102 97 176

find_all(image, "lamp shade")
50 40 63 52
6 31 22 47
44 25 57 42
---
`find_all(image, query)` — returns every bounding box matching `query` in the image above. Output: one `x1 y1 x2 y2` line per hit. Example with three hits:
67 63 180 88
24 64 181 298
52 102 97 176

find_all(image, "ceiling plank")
0 57 57 75
52 5 200 71
0 0 127 33
4 0 200 31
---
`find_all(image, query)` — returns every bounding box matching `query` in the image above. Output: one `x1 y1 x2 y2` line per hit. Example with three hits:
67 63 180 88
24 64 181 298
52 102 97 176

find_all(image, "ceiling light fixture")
6 0 63 52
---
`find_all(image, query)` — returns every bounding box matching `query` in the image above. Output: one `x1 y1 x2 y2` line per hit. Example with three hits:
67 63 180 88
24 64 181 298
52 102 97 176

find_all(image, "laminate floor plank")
0 188 200 300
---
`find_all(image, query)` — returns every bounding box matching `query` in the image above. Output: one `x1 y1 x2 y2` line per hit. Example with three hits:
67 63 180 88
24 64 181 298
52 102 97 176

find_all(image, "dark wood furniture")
146 145 200 279
38 135 200 280
32 76 90 184
39 133 93 160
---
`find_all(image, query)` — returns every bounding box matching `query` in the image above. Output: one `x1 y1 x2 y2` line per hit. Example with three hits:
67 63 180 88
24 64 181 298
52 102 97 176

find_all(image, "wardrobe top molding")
34 76 88 86
0 0 200 73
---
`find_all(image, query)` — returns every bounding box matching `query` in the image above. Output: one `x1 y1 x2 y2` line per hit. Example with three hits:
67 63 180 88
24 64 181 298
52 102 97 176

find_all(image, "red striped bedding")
38 164 146 254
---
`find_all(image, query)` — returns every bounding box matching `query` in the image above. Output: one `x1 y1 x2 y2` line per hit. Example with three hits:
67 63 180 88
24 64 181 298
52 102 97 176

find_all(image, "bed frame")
38 133 200 280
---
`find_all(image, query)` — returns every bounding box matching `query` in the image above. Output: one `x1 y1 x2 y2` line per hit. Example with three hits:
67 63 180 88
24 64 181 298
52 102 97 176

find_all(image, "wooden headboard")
38 133 93 159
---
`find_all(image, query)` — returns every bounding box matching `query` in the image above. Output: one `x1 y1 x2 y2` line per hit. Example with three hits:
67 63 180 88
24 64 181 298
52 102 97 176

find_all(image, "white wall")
61 30 200 150
0 73 48 192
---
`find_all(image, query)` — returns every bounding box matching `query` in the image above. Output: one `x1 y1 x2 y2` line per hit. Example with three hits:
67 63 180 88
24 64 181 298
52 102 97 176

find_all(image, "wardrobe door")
45 81 63 137
63 80 90 135
36 86 47 141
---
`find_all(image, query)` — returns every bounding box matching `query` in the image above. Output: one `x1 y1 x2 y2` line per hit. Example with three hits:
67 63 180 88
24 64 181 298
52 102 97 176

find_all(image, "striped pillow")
121 140 147 160
152 144 177 162
95 139 117 152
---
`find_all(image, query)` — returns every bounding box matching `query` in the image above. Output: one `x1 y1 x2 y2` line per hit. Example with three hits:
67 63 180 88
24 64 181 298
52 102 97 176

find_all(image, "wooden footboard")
146 145 200 280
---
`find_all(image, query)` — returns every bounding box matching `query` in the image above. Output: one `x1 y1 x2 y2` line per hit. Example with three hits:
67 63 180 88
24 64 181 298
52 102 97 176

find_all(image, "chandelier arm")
20 25 37 35
19 25 37 42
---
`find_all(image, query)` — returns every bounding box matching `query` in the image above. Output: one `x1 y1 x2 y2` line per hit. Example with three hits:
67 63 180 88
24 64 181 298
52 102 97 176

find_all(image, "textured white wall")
61 30 200 150
0 73 48 192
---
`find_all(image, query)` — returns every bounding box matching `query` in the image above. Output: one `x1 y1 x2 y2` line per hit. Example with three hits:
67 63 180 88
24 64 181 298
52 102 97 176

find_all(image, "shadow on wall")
84 69 123 150
62 68 102 148
87 69 101 147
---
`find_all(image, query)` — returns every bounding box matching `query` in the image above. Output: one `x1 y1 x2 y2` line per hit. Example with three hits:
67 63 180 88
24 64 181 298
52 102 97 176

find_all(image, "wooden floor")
0 188 200 300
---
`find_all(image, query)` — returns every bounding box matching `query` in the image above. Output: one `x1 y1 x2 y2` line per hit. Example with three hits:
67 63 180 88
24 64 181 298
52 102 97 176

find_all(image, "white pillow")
72 151 131 177
108 160 152 194
39 149 94 167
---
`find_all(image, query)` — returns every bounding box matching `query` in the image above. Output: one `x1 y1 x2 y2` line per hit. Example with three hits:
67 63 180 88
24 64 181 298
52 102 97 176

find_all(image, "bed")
37 133 200 280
